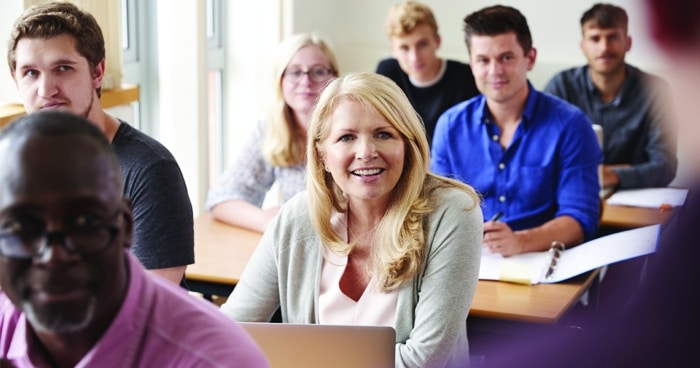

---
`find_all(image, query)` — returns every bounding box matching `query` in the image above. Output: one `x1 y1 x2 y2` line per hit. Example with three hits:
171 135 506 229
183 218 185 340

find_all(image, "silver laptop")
239 322 395 368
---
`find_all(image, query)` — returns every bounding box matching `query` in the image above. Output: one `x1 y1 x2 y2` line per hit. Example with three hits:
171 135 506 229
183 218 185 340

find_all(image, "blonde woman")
206 34 339 232
222 73 483 367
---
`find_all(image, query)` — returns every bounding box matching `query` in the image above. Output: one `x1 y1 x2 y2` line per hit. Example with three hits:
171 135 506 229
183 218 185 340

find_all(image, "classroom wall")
284 0 665 89
0 1 681 215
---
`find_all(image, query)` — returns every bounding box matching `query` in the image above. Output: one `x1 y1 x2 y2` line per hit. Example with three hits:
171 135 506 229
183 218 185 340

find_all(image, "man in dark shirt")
544 3 677 190
375 0 479 145
7 1 194 284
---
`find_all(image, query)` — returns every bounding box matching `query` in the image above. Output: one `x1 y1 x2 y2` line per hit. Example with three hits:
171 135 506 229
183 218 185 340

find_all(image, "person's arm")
485 109 601 255
483 216 583 256
205 122 277 230
395 188 483 367
602 164 629 188
126 159 194 285
613 79 678 189
148 266 186 284
219 222 282 322
211 200 278 233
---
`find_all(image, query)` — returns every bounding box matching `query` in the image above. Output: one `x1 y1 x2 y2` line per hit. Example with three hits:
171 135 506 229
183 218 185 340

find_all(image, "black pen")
488 211 504 222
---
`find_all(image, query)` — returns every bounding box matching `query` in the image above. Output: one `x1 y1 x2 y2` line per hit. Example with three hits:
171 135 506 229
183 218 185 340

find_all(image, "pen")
488 211 504 222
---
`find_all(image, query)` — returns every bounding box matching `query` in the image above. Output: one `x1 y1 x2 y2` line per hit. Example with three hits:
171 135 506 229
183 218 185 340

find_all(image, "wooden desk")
188 214 260 285
600 200 673 228
470 270 599 324
187 213 597 325
0 84 140 129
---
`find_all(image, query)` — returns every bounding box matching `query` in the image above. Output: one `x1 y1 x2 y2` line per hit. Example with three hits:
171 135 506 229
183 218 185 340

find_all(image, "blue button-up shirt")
431 82 602 240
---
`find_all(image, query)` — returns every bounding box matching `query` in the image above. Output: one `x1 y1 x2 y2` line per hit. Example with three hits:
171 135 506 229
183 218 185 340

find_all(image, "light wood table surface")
470 270 599 324
600 200 673 228
187 213 598 325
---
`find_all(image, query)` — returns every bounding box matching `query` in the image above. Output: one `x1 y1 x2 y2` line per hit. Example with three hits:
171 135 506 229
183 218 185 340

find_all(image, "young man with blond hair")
375 0 478 145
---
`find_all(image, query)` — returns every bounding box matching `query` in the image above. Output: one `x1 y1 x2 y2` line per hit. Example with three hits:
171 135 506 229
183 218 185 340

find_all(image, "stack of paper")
606 188 688 208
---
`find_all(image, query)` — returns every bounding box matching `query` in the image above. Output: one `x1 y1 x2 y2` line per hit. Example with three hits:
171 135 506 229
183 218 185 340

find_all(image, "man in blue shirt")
544 3 677 190
431 5 602 256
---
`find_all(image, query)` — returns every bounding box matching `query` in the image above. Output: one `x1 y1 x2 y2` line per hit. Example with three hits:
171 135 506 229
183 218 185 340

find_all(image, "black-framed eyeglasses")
283 66 335 83
0 210 121 259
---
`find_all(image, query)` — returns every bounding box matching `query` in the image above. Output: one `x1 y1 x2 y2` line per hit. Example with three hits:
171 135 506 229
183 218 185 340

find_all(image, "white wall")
0 1 678 214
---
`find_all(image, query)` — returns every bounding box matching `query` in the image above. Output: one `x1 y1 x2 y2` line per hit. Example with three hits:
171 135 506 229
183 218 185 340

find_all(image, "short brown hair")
463 5 532 55
580 3 629 32
7 1 105 96
385 1 438 38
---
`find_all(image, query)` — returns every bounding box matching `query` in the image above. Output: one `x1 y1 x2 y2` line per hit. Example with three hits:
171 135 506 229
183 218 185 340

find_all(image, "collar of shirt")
585 65 635 107
477 81 537 130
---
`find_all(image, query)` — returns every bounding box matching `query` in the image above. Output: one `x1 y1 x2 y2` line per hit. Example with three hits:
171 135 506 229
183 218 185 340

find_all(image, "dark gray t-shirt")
112 121 194 269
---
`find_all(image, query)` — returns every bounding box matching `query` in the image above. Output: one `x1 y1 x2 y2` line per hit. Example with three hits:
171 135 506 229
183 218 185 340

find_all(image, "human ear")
119 197 135 249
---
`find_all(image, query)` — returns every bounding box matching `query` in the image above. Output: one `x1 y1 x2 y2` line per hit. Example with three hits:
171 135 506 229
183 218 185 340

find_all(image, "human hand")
482 221 523 256
602 164 629 189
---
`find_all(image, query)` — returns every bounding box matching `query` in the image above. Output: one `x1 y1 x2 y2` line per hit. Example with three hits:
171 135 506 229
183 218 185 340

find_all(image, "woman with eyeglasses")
206 34 339 232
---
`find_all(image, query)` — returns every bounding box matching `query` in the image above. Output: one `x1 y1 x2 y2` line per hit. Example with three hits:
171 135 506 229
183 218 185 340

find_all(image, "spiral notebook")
479 224 660 284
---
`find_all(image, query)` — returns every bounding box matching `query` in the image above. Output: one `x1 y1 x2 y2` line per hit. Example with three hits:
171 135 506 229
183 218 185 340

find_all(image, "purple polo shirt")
0 252 269 367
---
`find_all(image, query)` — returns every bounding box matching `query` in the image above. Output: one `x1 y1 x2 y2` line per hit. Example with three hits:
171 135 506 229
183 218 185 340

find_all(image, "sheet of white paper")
543 224 660 283
478 224 660 284
606 188 688 208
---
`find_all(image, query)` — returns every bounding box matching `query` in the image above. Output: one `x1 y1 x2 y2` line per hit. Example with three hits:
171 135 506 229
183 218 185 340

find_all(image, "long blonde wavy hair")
307 72 479 290
262 34 339 167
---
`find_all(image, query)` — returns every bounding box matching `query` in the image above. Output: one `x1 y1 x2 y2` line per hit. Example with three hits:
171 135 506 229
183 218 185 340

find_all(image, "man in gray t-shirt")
7 1 194 284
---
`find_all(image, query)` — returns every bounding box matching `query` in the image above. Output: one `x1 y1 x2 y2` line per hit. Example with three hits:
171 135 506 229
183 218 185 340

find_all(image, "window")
121 0 138 63
207 0 226 186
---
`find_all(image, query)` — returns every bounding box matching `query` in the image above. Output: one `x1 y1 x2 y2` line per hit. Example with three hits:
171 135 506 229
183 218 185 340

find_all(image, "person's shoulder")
444 59 477 79
545 65 587 88
626 63 661 80
146 279 267 364
626 64 671 92
442 94 482 118
376 57 399 68
424 181 483 233
431 182 480 212
554 65 586 78
445 59 470 71
0 290 22 325
536 87 584 112
112 120 179 164
375 58 401 76
282 190 308 211
533 88 591 126
272 191 318 239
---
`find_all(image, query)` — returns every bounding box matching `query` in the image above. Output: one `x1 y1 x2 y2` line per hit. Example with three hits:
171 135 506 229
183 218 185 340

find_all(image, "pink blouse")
318 212 398 327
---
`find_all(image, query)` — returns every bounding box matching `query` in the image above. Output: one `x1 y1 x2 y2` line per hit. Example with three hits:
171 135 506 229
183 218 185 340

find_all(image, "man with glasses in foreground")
0 110 268 367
